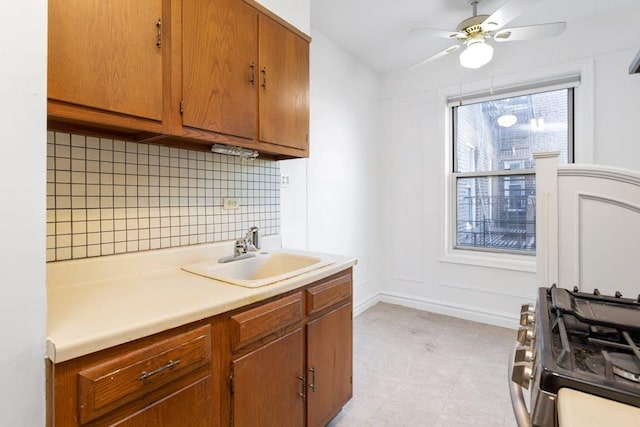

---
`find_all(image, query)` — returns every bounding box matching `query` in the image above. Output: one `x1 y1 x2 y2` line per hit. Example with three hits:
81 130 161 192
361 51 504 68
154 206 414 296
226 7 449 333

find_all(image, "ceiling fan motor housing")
456 14 490 37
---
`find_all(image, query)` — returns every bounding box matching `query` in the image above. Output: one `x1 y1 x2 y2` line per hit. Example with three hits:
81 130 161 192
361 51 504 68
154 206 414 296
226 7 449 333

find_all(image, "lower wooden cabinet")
50 324 216 426
307 304 353 427
48 268 353 427
113 378 213 427
229 269 353 427
232 329 305 427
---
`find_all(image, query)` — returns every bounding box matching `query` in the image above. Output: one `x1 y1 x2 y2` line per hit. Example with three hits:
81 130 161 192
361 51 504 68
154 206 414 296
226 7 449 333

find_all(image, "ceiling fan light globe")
460 40 494 69
497 114 517 127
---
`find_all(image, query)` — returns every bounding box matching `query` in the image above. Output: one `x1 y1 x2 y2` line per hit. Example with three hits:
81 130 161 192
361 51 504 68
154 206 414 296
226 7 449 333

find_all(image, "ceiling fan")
411 0 567 69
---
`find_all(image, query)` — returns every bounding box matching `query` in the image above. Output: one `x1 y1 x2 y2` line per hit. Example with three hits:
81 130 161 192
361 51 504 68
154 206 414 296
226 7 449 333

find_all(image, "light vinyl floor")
328 303 519 427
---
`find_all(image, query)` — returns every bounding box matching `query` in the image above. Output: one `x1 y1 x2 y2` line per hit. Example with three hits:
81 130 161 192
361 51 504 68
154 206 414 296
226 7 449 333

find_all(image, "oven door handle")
509 344 532 427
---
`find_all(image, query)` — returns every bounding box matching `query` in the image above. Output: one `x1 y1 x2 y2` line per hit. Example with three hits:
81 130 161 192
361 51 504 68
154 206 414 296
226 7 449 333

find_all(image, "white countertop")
46 237 357 363
558 388 640 427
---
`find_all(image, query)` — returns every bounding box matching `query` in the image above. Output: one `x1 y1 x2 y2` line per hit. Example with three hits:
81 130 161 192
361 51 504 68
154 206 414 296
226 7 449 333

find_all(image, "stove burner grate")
611 353 640 383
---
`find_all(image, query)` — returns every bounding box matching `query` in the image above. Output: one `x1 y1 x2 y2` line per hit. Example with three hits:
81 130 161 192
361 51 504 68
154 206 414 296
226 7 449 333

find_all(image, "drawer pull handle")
138 359 181 381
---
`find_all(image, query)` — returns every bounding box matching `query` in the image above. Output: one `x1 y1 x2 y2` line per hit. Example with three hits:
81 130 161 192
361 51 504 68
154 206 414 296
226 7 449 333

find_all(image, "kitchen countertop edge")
46 241 356 363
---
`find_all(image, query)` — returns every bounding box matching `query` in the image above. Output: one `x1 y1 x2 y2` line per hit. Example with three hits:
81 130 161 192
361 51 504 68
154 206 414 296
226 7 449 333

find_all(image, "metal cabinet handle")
260 67 267 90
298 375 306 399
138 359 180 381
156 19 162 48
249 62 256 86
309 367 316 392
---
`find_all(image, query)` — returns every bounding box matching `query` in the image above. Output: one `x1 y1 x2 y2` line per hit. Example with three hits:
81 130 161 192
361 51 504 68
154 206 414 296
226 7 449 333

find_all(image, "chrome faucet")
222 226 261 262
245 226 261 252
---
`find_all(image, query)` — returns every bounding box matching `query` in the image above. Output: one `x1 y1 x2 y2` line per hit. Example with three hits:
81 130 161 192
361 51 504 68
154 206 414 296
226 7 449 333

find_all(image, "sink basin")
181 251 335 288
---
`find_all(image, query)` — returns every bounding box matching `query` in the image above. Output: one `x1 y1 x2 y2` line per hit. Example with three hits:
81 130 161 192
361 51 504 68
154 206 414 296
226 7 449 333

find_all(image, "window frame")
436 65 593 273
450 87 575 255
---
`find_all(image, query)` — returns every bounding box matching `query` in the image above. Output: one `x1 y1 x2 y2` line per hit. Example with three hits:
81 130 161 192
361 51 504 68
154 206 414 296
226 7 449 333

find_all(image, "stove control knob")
514 346 534 363
512 362 533 389
519 311 535 327
519 303 535 327
516 326 535 346
520 303 534 314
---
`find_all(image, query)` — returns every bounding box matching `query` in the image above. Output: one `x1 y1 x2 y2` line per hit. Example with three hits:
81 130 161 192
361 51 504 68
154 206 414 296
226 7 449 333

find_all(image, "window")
452 86 574 254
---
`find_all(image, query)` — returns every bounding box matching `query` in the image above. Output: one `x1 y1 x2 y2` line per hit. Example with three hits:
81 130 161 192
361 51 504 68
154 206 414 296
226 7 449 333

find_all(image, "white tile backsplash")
46 131 280 262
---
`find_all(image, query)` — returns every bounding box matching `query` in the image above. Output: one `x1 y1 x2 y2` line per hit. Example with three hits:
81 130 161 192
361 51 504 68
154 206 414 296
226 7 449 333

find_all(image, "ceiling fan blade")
410 45 461 69
494 22 567 42
409 26 464 39
481 0 538 31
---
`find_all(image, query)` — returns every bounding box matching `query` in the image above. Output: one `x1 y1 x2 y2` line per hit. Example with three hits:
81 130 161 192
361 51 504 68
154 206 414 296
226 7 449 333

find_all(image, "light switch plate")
223 198 239 210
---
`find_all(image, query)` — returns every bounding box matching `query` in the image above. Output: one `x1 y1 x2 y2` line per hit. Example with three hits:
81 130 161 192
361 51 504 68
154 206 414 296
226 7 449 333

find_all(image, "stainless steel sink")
181 251 335 288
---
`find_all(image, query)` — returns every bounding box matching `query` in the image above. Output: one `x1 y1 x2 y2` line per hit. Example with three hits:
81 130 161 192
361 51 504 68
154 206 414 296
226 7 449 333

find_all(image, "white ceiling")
311 0 640 74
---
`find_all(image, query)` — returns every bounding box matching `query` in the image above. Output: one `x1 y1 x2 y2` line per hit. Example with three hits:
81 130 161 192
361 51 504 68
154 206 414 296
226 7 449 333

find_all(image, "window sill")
439 249 536 273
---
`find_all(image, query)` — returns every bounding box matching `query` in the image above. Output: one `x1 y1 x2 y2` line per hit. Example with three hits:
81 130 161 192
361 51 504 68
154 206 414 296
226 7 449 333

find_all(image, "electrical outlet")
223 198 239 210
281 174 291 188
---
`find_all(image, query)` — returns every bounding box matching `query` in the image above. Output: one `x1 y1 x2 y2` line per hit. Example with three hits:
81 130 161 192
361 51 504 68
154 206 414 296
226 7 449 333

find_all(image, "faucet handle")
246 226 261 251
234 238 246 256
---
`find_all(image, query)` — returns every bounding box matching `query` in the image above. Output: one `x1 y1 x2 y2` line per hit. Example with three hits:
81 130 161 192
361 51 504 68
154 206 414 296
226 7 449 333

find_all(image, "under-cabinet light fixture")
211 144 259 159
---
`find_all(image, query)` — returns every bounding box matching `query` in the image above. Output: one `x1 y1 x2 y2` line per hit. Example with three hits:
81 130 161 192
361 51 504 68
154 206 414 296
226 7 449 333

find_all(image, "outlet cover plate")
223 198 239 210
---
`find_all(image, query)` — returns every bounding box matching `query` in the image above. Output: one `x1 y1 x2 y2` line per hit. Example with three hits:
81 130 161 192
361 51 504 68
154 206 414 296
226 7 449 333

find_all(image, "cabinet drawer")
306 270 352 315
230 292 303 351
77 325 211 424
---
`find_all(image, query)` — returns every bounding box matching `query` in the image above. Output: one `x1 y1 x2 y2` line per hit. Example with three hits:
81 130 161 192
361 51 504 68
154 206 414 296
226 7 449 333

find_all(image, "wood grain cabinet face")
181 0 258 140
258 15 310 152
47 0 310 158
228 269 353 427
305 270 352 315
51 324 214 427
181 4 310 155
48 0 164 123
306 304 353 427
229 292 303 352
231 329 305 427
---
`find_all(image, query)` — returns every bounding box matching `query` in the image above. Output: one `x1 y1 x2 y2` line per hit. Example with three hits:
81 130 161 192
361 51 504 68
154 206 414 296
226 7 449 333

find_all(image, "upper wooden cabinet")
48 0 167 133
180 1 310 156
47 0 310 158
181 0 258 141
258 15 310 152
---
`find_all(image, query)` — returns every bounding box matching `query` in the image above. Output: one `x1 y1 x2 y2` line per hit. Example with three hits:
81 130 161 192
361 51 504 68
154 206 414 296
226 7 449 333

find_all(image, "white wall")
0 1 47 425
377 10 640 327
281 29 382 313
256 0 310 34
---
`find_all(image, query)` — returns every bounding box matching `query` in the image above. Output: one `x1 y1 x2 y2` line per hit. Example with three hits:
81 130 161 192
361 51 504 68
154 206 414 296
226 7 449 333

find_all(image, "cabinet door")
258 15 310 151
48 0 163 121
114 377 213 426
232 329 305 427
306 304 353 427
182 0 257 139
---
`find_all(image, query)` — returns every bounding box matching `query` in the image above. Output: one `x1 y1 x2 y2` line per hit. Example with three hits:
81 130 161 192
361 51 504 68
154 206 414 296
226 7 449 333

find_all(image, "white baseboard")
353 293 381 318
376 291 519 329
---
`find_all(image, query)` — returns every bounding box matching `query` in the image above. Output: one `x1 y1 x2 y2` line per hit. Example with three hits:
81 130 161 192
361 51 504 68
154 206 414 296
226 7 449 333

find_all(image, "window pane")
456 175 536 252
455 89 570 173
